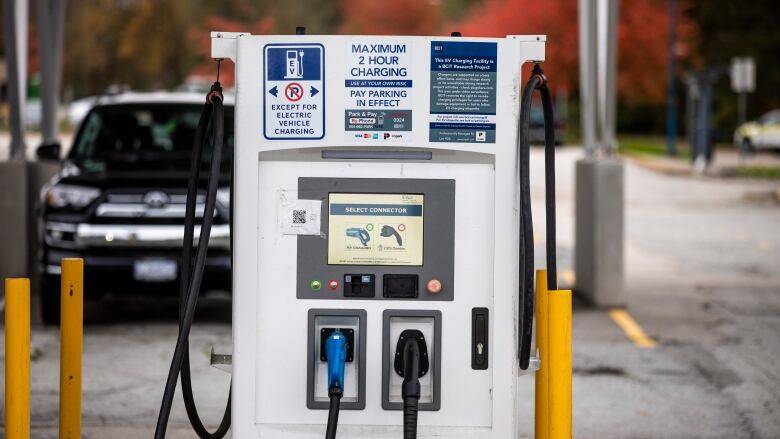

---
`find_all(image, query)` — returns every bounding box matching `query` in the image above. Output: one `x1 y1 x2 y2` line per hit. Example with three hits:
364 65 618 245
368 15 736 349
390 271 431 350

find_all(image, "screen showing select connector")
327 193 424 266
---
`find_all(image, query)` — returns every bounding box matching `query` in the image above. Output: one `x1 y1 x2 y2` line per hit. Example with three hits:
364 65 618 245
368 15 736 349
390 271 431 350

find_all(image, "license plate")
133 259 178 282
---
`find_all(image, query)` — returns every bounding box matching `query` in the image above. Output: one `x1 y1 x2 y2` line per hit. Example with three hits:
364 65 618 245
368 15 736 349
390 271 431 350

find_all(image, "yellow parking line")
609 309 657 349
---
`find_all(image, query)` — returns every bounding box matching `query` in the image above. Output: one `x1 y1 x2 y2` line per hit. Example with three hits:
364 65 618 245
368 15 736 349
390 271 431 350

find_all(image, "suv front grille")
91 190 227 225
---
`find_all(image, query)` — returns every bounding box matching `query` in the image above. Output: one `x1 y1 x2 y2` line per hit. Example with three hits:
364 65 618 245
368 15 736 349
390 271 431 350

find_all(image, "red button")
328 280 339 290
427 279 443 294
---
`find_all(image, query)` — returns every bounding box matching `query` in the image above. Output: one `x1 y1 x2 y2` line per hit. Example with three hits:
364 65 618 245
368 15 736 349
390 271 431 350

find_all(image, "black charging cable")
154 82 231 439
401 339 421 439
517 64 558 370
325 384 342 439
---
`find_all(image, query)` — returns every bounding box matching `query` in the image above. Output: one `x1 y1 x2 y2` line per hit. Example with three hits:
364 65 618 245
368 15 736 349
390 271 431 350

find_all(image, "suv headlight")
46 184 101 210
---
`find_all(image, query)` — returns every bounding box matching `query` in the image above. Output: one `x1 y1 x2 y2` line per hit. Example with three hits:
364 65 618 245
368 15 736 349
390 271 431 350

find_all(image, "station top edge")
209 32 546 43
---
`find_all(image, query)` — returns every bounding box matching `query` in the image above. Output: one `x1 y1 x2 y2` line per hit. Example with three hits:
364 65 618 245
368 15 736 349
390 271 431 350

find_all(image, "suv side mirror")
36 142 62 161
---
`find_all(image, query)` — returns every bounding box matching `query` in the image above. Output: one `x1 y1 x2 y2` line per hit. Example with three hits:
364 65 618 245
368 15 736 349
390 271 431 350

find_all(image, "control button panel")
344 274 375 298
296 178 455 302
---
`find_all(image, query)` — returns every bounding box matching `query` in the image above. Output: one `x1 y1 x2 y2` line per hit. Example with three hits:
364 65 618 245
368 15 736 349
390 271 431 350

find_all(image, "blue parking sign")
264 44 325 140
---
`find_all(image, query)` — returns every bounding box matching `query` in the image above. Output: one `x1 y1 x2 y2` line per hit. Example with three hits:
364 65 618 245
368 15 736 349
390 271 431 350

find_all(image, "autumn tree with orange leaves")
339 0 691 131
339 0 444 35
54 0 703 133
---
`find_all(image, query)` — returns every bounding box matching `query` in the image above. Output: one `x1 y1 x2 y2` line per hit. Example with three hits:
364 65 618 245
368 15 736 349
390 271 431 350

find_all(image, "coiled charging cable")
154 81 232 438
517 64 558 370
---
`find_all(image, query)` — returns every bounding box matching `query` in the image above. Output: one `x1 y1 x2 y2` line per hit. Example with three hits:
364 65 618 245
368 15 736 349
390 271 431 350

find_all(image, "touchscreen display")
327 193 424 266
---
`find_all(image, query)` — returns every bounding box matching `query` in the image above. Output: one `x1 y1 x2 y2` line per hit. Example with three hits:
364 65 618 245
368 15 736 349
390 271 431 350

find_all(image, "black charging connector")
324 331 348 439
394 330 428 439
394 330 429 378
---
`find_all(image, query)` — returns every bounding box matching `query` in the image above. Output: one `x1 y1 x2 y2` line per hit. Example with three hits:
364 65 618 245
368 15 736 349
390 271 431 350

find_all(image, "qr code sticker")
292 210 307 224
278 192 320 235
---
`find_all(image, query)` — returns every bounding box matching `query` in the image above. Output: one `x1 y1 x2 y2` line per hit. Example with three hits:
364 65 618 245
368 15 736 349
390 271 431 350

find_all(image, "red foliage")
339 0 442 35
455 0 691 107
457 0 580 96
616 0 673 107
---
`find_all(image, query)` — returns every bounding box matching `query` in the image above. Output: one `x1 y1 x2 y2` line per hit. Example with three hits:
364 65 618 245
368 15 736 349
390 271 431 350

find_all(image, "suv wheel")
40 274 61 325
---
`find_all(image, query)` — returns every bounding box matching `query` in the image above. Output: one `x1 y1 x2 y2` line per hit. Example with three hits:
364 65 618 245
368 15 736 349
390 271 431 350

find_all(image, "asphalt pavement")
1 146 779 438
554 147 780 439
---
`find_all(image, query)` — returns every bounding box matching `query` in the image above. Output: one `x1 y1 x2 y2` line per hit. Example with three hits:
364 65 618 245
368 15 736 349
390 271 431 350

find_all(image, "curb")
622 154 692 177
623 154 780 182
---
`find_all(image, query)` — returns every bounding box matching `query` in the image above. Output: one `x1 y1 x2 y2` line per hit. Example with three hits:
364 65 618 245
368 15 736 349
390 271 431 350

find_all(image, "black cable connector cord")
402 339 421 439
517 64 558 370
325 385 342 439
154 82 231 439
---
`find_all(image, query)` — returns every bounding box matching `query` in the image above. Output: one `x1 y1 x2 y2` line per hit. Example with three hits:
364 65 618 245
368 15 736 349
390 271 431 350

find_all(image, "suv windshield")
70 103 234 173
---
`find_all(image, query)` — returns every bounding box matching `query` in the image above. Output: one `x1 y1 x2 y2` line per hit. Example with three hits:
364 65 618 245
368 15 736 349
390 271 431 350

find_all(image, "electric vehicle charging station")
159 31 560 439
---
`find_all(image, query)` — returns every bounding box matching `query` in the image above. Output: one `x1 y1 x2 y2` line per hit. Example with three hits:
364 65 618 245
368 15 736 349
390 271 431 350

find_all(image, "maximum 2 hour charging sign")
264 43 325 140
345 40 413 142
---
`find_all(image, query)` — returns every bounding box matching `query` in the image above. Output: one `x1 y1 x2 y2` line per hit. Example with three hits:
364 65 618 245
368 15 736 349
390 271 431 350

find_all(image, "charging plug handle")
325 331 348 396
324 331 347 439
402 340 421 399
395 330 428 439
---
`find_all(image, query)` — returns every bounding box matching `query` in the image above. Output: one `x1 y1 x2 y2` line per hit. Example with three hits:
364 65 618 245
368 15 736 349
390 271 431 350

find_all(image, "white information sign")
730 57 756 93
344 40 413 142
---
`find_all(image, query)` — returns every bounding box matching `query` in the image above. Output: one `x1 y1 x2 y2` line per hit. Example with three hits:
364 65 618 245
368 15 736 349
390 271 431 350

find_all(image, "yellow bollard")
5 278 31 439
60 259 84 439
534 269 550 439
548 288 572 439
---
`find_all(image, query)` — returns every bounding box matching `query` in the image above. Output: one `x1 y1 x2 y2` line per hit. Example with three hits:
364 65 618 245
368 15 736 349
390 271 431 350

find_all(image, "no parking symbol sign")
264 44 325 140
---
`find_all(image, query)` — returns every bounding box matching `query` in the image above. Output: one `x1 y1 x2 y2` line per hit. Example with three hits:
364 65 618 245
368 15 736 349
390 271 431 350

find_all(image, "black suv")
39 93 234 324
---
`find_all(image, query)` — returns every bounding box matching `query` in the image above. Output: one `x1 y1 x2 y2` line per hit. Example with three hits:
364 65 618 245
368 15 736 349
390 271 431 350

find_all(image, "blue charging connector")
325 331 348 395
324 331 348 439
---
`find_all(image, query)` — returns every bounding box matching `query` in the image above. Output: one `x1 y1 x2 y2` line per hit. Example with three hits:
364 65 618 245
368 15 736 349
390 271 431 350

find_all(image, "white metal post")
579 0 598 156
575 0 625 307
603 0 619 155
37 0 66 147
2 0 28 160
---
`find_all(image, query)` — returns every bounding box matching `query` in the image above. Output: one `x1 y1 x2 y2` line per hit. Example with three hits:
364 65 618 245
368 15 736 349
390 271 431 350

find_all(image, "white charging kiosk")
212 32 545 438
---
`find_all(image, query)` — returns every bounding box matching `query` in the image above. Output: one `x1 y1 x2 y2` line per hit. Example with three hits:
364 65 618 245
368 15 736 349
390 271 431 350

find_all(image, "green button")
310 280 322 291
